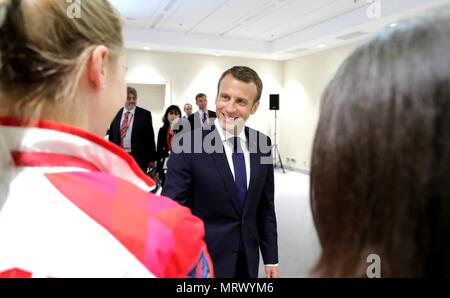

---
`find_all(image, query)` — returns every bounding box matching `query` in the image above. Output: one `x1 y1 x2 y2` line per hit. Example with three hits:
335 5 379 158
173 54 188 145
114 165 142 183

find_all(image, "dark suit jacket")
156 125 170 169
108 106 156 172
162 125 278 277
187 110 216 131
156 124 183 185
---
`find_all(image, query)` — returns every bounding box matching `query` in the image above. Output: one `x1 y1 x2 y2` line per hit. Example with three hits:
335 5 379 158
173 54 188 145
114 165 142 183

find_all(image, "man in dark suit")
188 93 216 130
162 66 279 278
108 86 156 173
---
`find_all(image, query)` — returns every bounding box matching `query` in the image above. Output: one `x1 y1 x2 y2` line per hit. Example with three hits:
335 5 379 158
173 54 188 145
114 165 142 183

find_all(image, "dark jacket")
187 110 216 130
162 125 278 277
108 106 156 172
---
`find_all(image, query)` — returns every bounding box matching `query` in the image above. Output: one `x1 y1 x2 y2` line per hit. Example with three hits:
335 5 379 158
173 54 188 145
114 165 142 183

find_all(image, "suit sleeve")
108 111 120 145
145 111 157 162
187 114 194 131
107 126 112 141
161 147 192 206
156 127 166 170
257 139 279 265
164 199 214 277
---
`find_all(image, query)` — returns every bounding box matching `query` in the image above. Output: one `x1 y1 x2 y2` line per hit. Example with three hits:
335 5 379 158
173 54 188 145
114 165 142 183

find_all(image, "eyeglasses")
169 111 180 115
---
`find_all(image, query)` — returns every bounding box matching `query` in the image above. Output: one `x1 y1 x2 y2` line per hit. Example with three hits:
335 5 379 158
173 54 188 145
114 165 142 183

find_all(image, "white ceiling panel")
112 0 164 27
110 0 450 60
184 0 277 36
230 0 368 41
157 0 231 32
225 0 334 40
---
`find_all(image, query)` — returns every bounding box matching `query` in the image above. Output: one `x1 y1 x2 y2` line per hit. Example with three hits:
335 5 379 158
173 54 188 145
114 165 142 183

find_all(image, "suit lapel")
113 108 124 143
208 128 242 215
131 107 139 132
127 108 138 146
243 127 260 215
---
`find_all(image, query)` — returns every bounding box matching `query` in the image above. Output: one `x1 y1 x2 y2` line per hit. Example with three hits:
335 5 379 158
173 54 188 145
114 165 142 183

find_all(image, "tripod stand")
273 110 285 173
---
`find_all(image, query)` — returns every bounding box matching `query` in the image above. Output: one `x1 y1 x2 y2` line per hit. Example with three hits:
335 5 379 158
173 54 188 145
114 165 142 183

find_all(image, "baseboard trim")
275 165 310 175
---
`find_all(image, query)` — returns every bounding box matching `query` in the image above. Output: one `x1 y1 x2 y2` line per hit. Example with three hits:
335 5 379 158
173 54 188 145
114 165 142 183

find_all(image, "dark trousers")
130 152 148 173
234 251 250 278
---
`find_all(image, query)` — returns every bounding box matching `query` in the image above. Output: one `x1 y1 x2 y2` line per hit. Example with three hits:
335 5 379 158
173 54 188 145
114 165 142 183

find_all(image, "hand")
265 266 279 278
148 161 156 170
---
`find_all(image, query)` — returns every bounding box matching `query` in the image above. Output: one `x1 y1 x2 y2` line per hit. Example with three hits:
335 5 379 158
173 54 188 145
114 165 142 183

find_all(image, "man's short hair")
127 86 137 98
217 66 263 102
195 93 206 102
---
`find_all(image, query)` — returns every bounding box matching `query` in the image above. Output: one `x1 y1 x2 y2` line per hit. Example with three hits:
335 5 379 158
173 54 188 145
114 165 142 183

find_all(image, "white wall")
124 45 358 170
127 83 166 112
125 50 284 137
280 43 357 172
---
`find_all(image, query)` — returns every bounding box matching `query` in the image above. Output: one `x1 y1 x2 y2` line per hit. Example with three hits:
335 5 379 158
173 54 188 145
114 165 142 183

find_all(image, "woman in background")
0 0 212 278
310 15 450 277
156 105 182 187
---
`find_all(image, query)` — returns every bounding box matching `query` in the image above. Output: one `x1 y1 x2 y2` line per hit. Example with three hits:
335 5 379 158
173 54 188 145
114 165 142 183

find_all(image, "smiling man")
162 66 279 278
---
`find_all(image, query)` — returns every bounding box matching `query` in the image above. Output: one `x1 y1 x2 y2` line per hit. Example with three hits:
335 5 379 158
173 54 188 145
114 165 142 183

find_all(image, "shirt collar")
214 118 247 145
124 106 136 115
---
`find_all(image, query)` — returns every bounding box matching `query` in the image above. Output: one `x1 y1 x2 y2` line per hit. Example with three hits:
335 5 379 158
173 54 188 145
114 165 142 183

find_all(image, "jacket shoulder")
136 106 152 116
246 127 272 143
45 171 213 277
112 108 123 122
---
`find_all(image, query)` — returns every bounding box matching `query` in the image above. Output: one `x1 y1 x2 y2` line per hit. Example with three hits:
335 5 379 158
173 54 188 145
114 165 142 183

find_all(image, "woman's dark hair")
311 15 450 277
162 105 181 127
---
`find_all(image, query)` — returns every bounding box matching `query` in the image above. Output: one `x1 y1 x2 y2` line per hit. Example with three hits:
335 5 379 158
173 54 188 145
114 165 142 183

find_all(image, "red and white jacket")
0 117 213 278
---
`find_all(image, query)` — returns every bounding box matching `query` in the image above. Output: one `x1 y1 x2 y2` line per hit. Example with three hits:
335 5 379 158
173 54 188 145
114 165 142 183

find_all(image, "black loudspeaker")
270 94 279 110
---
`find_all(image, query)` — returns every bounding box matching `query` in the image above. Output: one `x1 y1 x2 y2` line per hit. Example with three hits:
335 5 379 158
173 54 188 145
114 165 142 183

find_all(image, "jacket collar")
0 117 155 192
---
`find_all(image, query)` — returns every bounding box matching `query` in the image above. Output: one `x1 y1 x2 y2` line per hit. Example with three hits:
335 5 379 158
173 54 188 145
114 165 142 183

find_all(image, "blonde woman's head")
0 0 125 135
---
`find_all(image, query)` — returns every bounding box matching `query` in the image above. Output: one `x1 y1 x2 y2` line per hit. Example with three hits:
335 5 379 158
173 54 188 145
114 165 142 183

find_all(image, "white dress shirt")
214 118 250 188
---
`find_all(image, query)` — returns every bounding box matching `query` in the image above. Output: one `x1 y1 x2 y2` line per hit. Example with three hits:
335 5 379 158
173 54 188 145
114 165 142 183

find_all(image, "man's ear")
87 46 110 91
251 99 260 115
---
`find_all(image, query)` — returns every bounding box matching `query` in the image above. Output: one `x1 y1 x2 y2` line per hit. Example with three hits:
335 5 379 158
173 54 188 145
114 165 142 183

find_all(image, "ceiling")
109 0 450 60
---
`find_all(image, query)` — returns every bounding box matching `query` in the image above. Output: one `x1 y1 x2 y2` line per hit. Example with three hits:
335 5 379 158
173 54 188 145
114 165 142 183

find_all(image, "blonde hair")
0 0 123 122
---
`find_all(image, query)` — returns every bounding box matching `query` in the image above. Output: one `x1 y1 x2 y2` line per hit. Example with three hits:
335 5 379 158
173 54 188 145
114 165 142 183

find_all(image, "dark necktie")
202 112 207 124
231 137 247 211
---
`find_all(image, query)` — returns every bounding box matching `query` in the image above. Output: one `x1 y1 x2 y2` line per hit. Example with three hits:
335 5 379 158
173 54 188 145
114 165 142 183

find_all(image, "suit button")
233 249 238 256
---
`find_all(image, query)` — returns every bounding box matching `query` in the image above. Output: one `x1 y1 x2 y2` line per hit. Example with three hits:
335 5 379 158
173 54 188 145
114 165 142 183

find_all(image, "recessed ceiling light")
143 47 151 50
390 23 397 28
318 44 326 48
215 52 221 57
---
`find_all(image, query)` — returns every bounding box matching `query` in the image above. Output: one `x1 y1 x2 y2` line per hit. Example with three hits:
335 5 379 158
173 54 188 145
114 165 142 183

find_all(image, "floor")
258 169 321 277
158 169 322 277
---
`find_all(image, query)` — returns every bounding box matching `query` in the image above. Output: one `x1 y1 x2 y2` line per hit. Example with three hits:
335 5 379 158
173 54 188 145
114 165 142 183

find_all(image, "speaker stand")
273 110 285 174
